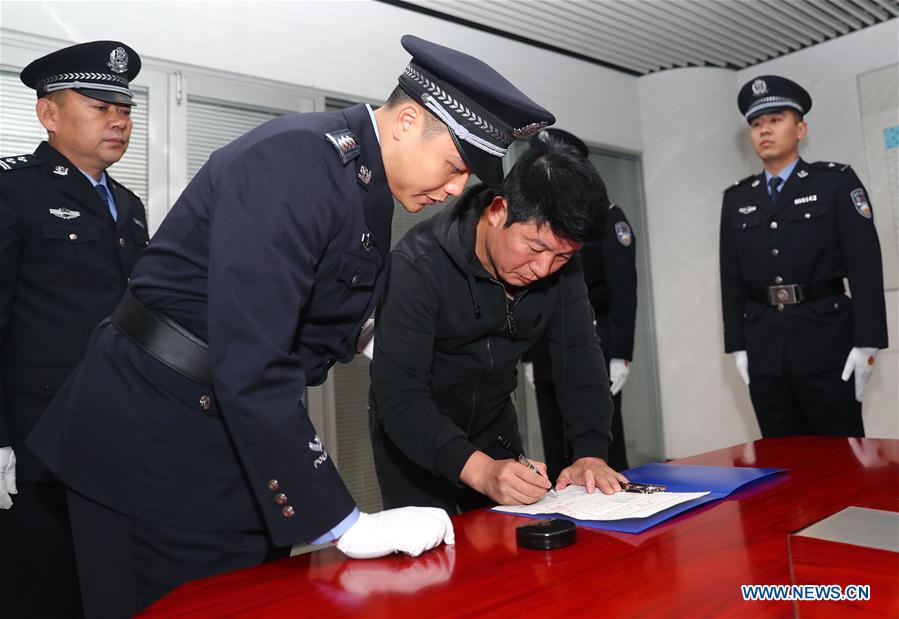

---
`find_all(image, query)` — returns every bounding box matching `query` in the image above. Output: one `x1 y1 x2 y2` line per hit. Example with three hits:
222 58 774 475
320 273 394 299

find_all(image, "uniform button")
834 302 839 309
199 394 211 410
119 238 127 247
351 273 360 285
769 221 778 229
275 493 288 505
774 276 783 284
741 223 747 229
804 212 811 219
69 233 78 241
281 505 295 518
771 248 779 256
777 303 785 311
267 479 280 492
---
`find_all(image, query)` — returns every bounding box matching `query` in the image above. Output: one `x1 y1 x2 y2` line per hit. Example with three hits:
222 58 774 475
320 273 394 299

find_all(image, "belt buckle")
768 284 800 305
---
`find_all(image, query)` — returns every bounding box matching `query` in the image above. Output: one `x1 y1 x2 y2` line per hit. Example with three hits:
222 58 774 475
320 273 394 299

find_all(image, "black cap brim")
450 132 504 187
73 87 134 106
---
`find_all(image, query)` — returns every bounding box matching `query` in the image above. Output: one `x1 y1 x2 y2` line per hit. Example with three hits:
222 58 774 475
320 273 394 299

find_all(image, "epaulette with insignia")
0 154 41 172
811 161 851 172
324 129 360 165
723 173 757 193
108 175 144 202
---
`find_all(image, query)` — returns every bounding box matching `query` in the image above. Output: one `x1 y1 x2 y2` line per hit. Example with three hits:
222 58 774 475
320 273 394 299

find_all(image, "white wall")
640 19 899 458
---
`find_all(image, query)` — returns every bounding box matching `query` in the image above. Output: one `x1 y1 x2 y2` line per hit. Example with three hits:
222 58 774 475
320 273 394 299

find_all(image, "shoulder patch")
614 221 633 247
723 174 756 193
811 161 852 172
324 129 360 165
0 154 41 172
107 175 143 203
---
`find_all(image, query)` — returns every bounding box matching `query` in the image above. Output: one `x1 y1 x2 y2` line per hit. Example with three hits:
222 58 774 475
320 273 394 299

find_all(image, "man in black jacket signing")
370 136 628 512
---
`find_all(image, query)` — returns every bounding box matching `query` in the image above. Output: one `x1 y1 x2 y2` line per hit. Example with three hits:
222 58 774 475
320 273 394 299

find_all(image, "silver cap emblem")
751 79 768 96
107 47 129 74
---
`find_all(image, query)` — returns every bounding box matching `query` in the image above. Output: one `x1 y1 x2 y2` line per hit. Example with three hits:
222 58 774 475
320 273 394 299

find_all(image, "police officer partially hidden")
0 41 147 618
27 35 554 615
720 75 888 438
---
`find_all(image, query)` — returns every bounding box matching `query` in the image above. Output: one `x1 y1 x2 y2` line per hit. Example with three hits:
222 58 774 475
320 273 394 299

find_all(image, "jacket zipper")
466 280 529 436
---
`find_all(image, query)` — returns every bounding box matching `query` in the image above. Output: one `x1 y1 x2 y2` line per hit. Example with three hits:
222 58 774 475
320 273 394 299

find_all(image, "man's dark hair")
502 133 609 243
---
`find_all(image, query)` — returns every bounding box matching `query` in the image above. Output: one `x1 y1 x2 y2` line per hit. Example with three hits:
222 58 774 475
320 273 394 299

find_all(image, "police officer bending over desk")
0 41 147 618
370 135 629 514
27 35 553 615
719 75 888 438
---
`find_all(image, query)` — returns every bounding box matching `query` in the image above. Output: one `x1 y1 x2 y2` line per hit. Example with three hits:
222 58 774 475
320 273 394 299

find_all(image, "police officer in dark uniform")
524 129 637 477
719 75 888 438
0 40 147 618
27 35 553 616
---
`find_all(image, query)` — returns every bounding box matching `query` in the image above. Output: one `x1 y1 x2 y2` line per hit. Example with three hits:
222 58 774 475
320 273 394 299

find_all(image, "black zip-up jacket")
371 184 613 485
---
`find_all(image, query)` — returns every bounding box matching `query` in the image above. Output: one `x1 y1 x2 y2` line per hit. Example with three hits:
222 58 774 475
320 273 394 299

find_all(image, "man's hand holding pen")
556 457 630 495
460 450 553 506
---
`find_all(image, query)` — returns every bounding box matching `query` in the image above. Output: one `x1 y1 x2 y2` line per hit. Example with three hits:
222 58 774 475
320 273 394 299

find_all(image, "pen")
497 435 559 498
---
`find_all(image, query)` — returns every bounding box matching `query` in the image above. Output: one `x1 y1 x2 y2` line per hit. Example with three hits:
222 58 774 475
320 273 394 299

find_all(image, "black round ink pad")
516 518 577 550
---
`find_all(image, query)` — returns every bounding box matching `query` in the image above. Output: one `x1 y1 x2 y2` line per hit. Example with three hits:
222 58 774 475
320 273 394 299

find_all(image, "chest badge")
357 164 372 185
738 205 757 215
52 165 69 176
361 232 374 252
794 195 817 205
49 207 80 220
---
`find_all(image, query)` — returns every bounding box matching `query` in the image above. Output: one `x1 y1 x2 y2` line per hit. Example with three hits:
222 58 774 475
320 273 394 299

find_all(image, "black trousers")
369 412 499 514
65 489 289 618
534 381 628 480
748 366 863 438
0 482 81 619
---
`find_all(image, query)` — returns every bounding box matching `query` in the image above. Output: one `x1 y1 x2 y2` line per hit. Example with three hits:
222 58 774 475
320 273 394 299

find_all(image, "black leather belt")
746 278 844 306
111 289 211 388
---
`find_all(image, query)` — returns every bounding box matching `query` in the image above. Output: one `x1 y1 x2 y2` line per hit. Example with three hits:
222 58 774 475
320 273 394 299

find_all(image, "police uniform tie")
95 183 117 222
768 176 782 206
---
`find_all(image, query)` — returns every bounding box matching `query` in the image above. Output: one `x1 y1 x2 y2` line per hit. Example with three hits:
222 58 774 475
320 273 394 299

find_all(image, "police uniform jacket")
0 142 148 480
29 104 390 546
370 184 613 485
719 159 888 376
530 204 637 382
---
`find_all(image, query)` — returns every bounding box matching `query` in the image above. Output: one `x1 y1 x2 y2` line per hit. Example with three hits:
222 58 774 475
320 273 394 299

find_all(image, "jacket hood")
433 182 495 279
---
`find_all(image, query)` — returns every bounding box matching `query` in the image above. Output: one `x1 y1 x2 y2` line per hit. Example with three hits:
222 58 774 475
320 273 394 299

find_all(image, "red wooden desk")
142 437 899 618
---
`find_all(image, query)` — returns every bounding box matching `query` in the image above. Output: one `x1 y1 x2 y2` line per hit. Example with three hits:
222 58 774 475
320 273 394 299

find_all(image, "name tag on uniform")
49 207 80 219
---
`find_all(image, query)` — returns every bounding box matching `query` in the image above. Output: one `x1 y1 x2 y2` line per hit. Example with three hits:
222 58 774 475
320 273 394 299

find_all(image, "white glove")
609 358 630 395
357 318 375 360
733 350 749 386
336 506 455 560
841 347 878 402
522 362 534 388
0 447 17 510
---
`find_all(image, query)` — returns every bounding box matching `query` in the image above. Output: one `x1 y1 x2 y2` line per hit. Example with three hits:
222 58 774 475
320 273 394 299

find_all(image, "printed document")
492 485 709 521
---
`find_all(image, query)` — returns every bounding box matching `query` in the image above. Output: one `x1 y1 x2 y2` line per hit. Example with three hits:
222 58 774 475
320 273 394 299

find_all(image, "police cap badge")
20 40 141 106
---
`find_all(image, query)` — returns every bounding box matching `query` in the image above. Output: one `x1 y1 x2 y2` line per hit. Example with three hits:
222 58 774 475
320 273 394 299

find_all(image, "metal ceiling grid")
383 0 898 75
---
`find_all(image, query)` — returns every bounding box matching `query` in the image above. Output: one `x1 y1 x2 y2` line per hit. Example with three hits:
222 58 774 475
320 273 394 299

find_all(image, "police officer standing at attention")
0 41 147 618
28 35 554 616
720 75 888 438
525 128 637 477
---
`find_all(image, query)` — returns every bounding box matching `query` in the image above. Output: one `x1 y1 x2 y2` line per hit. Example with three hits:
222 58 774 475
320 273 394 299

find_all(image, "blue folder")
492 463 786 534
